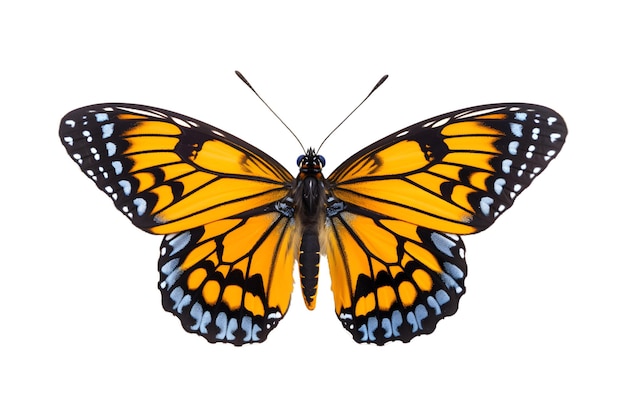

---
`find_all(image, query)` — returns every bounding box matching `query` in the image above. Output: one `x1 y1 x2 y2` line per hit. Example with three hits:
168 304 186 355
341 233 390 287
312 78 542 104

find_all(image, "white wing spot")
532 127 540 140
172 116 191 128
432 117 451 128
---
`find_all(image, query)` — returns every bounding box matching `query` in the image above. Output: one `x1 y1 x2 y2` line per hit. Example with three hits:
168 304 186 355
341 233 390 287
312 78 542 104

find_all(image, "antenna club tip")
235 70 255 91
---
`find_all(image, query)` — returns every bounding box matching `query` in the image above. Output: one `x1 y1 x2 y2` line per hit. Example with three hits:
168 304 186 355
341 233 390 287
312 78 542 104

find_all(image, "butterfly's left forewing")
59 104 293 234
60 104 297 344
326 103 566 344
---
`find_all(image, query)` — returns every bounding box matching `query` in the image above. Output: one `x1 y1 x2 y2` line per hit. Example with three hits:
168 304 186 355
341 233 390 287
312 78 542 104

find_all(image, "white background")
2 1 624 415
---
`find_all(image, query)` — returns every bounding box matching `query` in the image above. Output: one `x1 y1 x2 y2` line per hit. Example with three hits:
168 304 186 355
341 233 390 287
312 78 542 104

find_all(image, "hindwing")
159 204 296 345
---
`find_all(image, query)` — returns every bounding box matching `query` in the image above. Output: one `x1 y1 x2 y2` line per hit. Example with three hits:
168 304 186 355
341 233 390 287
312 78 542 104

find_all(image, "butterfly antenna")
316 74 388 153
235 71 307 153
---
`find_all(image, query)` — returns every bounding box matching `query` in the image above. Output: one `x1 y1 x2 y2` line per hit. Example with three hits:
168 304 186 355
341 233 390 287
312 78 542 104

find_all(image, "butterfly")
59 90 566 345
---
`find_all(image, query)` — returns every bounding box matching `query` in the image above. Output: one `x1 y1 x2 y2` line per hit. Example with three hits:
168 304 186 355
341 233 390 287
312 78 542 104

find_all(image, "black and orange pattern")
59 102 566 345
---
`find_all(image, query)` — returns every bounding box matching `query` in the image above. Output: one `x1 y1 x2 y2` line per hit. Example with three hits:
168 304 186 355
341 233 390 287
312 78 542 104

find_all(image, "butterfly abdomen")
299 229 320 309
294 149 328 310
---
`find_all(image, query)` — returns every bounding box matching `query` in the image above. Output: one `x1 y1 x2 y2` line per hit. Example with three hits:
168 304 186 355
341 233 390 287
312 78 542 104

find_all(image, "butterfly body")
292 148 329 309
60 102 566 345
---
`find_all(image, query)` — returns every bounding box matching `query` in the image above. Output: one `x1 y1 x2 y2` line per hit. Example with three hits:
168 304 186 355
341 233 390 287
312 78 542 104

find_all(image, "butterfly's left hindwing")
326 103 566 344
60 103 297 344
159 205 296 345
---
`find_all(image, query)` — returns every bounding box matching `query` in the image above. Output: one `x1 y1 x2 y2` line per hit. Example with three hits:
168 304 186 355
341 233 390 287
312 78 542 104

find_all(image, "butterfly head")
297 148 325 174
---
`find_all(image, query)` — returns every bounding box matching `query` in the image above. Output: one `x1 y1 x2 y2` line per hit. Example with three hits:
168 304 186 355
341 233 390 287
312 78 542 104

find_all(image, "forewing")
59 103 294 235
328 103 567 234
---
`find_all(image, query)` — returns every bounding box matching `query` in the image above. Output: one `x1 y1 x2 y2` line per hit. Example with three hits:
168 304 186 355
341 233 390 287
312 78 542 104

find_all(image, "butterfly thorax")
293 148 328 310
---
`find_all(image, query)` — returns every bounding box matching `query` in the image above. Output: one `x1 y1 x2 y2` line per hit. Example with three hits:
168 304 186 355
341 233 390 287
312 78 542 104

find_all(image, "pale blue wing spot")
494 178 506 195
414 304 428 330
101 122 114 139
502 159 512 174
95 113 109 122
441 271 462 293
112 161 123 175
226 318 238 341
508 141 519 155
133 198 147 216
435 289 450 306
381 317 392 338
480 196 494 215
160 259 181 289
514 112 527 121
442 261 464 293
169 232 192 256
105 142 117 157
190 302 211 333
406 311 417 332
443 261 464 280
215 312 227 340
391 310 402 337
431 232 455 257
251 324 262 342
509 123 523 137
427 296 441 315
118 180 131 196
367 317 378 342
357 324 368 342
170 287 191 313
63 136 74 146
241 316 253 342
